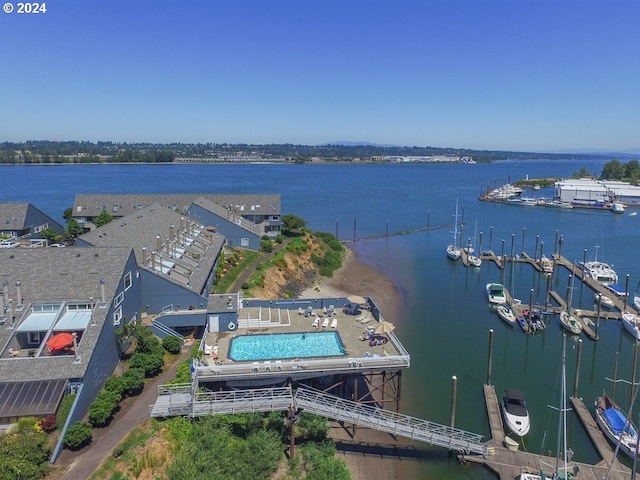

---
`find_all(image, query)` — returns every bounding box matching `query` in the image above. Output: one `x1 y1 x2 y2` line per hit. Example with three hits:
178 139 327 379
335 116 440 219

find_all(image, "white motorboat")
611 201 625 214
595 392 639 460
486 283 507 305
622 311 640 340
447 200 461 261
594 292 616 311
501 388 531 436
580 260 618 286
496 304 517 325
539 255 554 274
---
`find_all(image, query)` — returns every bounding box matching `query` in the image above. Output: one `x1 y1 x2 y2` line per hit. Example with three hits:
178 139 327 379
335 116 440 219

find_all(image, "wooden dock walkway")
459 385 632 479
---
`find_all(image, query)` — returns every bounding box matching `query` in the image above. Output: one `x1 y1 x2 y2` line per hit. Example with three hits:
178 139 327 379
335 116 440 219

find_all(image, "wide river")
2 159 639 478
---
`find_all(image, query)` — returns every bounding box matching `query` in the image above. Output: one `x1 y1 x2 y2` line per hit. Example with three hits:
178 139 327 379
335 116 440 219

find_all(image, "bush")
39 414 57 433
104 375 126 400
121 368 145 396
133 325 163 355
63 421 92 450
128 351 164 378
260 239 273 253
0 417 51 479
88 390 120 427
57 393 76 427
241 282 249 290
163 335 183 355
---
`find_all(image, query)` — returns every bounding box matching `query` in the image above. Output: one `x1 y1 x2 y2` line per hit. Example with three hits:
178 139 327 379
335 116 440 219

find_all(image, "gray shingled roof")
78 204 224 294
73 193 281 220
0 246 133 381
0 203 30 230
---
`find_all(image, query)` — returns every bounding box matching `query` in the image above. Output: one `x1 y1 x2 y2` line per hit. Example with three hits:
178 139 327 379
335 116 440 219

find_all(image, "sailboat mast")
555 334 568 477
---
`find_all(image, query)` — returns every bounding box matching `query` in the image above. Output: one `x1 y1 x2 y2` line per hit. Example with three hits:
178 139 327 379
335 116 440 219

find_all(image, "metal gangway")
149 385 487 456
149 385 293 418
294 387 488 456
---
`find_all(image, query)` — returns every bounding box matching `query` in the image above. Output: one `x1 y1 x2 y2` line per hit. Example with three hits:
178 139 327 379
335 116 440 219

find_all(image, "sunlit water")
2 159 639 478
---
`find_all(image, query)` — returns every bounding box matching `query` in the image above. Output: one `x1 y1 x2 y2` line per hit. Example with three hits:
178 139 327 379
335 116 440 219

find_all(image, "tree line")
0 140 611 164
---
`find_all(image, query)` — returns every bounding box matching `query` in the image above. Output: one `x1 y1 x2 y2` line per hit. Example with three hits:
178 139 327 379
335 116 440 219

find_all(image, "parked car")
0 240 20 248
48 243 66 248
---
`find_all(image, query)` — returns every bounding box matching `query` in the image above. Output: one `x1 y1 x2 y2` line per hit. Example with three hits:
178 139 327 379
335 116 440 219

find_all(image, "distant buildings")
72 193 282 248
554 178 640 206
383 155 474 163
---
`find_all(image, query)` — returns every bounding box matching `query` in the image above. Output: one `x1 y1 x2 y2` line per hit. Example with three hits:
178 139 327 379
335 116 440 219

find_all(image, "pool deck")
197 304 410 383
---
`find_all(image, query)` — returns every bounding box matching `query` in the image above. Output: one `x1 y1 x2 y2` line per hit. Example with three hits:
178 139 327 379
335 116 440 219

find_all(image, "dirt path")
54 347 191 480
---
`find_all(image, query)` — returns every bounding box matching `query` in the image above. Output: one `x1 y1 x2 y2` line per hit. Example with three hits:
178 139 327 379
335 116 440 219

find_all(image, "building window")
114 292 124 308
269 216 279 221
241 238 249 246
34 223 48 233
124 272 132 291
113 205 118 212
114 307 122 326
28 331 41 345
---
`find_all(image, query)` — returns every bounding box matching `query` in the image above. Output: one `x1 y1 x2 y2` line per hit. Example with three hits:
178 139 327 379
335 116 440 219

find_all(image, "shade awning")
55 310 92 331
16 312 57 333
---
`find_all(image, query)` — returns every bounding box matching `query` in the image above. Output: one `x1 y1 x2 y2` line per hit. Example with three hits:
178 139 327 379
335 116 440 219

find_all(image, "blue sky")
1 1 639 151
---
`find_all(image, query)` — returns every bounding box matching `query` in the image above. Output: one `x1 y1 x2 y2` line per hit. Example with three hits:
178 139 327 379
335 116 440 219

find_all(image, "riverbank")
301 247 413 480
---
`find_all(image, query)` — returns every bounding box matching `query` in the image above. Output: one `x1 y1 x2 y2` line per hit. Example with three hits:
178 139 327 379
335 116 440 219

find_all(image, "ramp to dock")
149 384 488 456
294 387 488 456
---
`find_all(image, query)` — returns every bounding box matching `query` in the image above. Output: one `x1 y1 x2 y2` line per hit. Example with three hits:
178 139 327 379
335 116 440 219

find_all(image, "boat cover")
603 407 637 436
608 284 625 296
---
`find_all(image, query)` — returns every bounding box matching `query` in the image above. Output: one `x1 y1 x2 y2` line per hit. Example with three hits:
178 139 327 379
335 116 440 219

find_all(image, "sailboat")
633 281 640 311
465 219 482 267
594 391 639 459
559 274 582 335
447 200 461 261
516 335 574 480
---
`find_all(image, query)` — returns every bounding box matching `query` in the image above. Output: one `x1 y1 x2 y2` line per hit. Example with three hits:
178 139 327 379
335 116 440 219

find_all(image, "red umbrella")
46 333 74 351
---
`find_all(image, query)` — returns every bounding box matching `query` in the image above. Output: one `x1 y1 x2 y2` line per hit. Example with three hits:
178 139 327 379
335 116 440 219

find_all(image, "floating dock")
459 385 632 479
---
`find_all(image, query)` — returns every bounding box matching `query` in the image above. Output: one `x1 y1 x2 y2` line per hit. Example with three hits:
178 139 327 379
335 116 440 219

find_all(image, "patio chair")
321 318 329 328
275 360 283 371
252 362 259 373
312 317 320 328
330 318 338 329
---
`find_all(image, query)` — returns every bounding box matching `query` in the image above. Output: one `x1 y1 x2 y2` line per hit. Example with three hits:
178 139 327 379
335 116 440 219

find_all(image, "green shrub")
128 351 164 378
88 390 120 427
57 393 76 428
163 335 183 355
241 282 249 290
0 417 51 479
63 421 92 450
104 375 126 400
260 239 273 253
121 368 145 396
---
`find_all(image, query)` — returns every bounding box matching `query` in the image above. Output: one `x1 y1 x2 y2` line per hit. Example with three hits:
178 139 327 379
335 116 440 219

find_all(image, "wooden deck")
459 385 632 479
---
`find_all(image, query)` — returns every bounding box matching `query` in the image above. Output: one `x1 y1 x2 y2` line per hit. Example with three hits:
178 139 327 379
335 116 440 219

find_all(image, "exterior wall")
53 251 142 463
25 205 65 239
188 204 261 250
139 270 207 314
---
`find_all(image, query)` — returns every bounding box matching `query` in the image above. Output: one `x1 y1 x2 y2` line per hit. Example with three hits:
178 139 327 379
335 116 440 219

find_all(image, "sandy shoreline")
301 248 414 480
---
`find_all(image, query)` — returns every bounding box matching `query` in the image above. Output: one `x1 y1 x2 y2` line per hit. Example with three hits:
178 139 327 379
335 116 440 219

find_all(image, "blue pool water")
229 331 345 361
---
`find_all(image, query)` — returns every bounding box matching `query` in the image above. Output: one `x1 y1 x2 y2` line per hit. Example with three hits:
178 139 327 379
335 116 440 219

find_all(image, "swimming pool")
229 331 345 361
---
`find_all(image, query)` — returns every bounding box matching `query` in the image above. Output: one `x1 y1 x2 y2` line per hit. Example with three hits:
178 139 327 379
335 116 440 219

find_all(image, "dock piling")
521 227 526 255
534 235 539 260
574 339 582 397
487 329 494 385
450 375 457 429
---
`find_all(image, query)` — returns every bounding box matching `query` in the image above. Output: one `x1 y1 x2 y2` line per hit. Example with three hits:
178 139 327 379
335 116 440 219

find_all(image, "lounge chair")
298 307 304 315
204 343 213 355
321 318 329 328
275 360 283 371
252 362 259 373
330 318 338 328
264 361 272 371
312 317 320 328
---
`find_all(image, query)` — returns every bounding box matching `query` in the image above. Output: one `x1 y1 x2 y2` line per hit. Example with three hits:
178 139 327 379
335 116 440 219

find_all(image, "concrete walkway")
57 347 191 479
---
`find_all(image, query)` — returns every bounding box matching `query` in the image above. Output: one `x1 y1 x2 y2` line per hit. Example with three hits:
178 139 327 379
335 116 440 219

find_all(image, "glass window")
241 238 249 246
124 272 132 291
114 307 122 326
114 292 124 307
